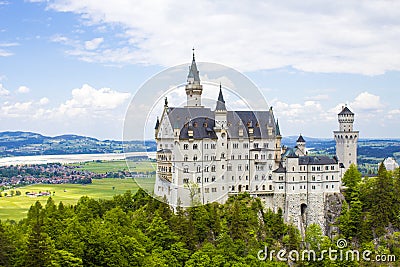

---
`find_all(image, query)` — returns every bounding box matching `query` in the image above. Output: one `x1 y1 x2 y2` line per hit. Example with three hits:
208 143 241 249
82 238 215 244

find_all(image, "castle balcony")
254 158 267 164
157 171 172 183
157 149 172 162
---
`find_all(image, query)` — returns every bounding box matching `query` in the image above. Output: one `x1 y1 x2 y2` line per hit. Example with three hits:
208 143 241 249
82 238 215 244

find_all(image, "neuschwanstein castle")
154 52 358 231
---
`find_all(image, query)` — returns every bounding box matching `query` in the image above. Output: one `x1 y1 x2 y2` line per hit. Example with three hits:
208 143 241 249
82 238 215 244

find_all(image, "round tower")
334 106 359 172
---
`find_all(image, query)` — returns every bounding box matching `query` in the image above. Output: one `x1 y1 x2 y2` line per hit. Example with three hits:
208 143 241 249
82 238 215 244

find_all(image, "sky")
1 0 400 140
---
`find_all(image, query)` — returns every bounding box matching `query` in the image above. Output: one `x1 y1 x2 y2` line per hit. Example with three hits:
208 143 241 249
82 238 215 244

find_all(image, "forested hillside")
0 164 399 266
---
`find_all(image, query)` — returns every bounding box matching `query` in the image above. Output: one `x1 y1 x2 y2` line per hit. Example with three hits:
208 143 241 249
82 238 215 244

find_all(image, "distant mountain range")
0 131 156 157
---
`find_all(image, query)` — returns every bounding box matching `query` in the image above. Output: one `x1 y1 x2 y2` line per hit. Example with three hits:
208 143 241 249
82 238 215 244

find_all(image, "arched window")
184 155 188 161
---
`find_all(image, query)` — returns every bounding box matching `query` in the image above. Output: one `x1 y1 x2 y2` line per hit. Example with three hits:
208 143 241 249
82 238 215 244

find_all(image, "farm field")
70 159 156 174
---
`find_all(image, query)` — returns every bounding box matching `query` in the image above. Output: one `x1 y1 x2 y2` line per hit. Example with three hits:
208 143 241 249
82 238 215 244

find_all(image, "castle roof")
215 85 226 111
165 107 277 140
297 134 305 143
282 147 298 158
275 119 281 136
298 156 338 165
187 50 200 83
338 106 354 115
273 162 286 173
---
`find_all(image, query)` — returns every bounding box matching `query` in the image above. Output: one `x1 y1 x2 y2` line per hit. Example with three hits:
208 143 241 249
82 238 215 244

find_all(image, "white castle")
154 52 358 232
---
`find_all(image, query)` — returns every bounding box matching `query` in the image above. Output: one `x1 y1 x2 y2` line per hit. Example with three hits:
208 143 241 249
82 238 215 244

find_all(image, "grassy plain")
0 160 156 221
70 160 156 174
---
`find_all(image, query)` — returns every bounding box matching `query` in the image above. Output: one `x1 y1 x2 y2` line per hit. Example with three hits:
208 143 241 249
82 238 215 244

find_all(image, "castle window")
326 185 328 189
254 143 259 148
212 188 217 193
212 176 216 182
326 176 328 180
238 165 242 171
232 185 235 191
312 185 315 190
211 144 216 149
233 143 239 149
292 166 295 171
256 185 259 190
232 176 234 181
222 175 224 180
255 154 259 160
264 143 268 148
184 144 189 150
332 175 334 180
332 185 334 188
269 185 273 190
205 177 209 182
183 167 189 173
255 175 258 180
204 166 209 172
246 185 249 190
325 166 329 170
197 165 201 173
204 143 209 149
245 164 249 171
221 153 225 159
312 176 315 181
245 154 248 159
211 155 216 160
205 188 209 193
243 143 249 149
193 144 198 149
183 178 189 184
246 176 248 180
197 177 201 183
184 155 188 161
263 185 266 190
262 175 266 180
227 165 232 171
293 186 295 190
268 154 272 159
312 166 316 171
193 155 198 161
222 165 225 169
204 155 209 161
238 155 242 160
279 175 283 181
269 174 272 180
222 186 225 190
211 165 216 172
293 177 295 181
231 155 235 160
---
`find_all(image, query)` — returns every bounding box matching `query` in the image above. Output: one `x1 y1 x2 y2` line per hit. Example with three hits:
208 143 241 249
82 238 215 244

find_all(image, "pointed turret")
215 83 226 111
187 49 200 84
275 119 281 136
185 49 203 107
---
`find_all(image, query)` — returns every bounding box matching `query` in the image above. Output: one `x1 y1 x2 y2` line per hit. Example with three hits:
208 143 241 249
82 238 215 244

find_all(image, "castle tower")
296 134 306 156
334 106 359 172
185 49 203 107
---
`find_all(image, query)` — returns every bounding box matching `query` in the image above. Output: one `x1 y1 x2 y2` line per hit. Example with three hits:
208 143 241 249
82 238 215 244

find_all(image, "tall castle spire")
215 83 226 111
185 48 203 107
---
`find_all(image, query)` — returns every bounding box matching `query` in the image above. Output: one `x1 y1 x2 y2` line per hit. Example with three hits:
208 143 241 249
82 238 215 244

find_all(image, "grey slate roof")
187 52 200 83
275 119 281 136
338 106 354 115
215 86 226 111
298 156 338 165
297 135 305 143
273 162 286 173
180 117 218 140
166 107 277 140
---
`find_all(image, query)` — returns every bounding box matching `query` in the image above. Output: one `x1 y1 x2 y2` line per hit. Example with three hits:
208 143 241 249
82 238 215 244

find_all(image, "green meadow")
0 160 156 221
70 160 156 173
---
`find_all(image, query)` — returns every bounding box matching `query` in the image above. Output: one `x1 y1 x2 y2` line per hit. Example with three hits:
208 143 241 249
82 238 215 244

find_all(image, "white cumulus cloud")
31 0 400 75
350 91 384 112
84 37 104 50
0 83 10 96
17 85 30 93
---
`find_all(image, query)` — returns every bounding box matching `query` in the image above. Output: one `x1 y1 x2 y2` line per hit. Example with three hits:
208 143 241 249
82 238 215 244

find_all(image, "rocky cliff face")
324 192 345 237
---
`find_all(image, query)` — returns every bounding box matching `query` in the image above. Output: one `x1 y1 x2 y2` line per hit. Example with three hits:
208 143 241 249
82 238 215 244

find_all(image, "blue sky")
1 0 399 140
